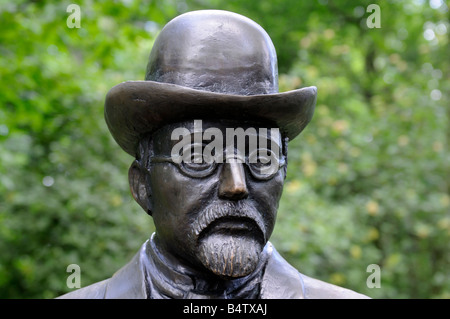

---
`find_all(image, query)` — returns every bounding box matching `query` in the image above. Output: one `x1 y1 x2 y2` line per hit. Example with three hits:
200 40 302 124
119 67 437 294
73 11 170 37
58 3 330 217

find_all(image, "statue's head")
104 10 316 279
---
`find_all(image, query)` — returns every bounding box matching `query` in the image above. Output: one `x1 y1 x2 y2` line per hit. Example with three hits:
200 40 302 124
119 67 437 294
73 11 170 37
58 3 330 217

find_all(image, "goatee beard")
198 233 262 278
193 201 267 279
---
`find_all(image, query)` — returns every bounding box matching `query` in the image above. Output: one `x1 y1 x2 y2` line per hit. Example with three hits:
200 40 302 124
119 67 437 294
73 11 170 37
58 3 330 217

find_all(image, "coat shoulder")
56 242 148 299
56 279 109 299
262 242 370 299
301 274 370 299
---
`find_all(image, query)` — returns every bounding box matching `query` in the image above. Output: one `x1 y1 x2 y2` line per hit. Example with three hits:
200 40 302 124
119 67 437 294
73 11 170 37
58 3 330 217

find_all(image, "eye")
248 149 281 178
248 149 274 166
179 143 217 176
182 157 214 171
179 143 203 162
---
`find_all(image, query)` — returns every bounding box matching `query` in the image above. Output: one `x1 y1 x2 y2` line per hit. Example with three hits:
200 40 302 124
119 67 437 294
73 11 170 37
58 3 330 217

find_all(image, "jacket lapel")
103 240 306 299
260 242 305 299
104 241 149 298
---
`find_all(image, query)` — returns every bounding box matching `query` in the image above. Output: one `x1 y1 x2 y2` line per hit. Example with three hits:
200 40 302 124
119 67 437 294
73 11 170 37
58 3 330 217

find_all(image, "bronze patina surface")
58 10 368 299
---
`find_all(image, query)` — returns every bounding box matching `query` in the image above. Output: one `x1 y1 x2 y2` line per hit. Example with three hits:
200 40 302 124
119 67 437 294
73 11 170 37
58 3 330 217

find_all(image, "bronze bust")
58 10 368 299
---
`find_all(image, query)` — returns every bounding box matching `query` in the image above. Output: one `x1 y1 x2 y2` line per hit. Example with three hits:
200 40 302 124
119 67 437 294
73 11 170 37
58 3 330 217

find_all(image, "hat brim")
104 81 317 157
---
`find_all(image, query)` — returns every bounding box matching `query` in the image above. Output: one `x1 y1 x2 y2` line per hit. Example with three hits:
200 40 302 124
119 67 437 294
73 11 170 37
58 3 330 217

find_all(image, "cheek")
249 173 284 208
269 173 285 202
149 165 218 237
249 172 284 232
150 165 217 213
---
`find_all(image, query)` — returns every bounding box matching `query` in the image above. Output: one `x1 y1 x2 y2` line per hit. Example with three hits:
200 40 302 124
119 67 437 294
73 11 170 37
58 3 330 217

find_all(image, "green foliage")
0 0 448 298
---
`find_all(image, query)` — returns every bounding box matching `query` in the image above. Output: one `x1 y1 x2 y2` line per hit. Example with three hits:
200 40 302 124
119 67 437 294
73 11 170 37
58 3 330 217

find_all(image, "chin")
197 232 264 278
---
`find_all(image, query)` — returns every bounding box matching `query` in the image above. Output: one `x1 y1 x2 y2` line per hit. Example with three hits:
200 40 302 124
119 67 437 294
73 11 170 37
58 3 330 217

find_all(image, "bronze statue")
58 10 368 299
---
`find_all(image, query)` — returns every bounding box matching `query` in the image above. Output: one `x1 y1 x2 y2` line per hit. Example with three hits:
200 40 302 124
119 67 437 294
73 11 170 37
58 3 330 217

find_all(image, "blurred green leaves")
0 0 448 298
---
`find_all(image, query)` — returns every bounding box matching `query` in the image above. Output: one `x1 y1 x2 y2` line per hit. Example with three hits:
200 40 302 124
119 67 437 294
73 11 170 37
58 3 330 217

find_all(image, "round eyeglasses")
149 148 286 180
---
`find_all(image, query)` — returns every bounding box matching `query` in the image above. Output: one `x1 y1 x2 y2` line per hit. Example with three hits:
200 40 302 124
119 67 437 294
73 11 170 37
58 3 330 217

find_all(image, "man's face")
143 120 286 278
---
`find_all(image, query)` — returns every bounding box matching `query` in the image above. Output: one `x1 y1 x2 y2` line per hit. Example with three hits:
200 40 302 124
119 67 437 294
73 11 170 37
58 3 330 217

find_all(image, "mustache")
192 201 266 241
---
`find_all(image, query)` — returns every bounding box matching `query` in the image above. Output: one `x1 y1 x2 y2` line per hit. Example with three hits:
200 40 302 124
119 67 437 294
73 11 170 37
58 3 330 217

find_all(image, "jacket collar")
104 236 305 299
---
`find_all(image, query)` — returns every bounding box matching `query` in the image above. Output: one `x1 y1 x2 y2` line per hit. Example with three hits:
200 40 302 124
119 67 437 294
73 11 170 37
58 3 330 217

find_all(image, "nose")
218 162 249 200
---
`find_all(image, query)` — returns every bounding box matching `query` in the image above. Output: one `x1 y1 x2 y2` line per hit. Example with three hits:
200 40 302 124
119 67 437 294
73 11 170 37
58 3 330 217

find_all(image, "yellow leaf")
286 180 301 193
330 273 346 285
366 227 380 242
366 200 379 216
350 245 362 259
385 253 401 269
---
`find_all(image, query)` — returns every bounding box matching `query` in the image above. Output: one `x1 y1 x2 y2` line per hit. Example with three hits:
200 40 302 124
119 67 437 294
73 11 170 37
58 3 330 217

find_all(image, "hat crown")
145 10 278 95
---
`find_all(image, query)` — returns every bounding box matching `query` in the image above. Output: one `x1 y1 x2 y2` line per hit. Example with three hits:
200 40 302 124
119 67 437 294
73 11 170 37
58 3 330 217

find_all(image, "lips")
204 216 259 233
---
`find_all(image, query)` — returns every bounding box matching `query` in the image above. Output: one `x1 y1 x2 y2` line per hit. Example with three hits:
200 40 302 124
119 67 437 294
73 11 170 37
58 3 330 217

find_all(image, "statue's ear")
128 160 152 215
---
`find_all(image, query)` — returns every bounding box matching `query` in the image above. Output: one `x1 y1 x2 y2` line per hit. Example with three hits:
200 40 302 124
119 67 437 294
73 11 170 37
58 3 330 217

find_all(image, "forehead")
151 119 282 154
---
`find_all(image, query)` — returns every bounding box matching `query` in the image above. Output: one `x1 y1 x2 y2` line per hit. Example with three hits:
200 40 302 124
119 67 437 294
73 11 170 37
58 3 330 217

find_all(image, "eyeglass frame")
148 148 286 181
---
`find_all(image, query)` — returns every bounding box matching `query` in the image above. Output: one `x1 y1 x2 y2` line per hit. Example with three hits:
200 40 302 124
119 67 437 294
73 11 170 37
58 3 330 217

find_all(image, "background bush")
0 0 448 298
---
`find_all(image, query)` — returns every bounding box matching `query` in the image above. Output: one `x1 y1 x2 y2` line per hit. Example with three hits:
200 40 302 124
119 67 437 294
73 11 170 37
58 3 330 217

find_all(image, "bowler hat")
104 10 317 157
